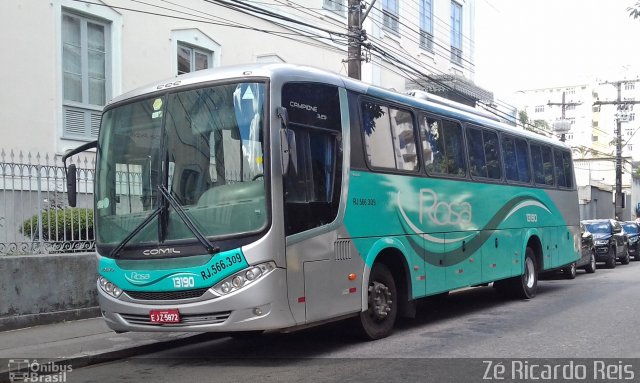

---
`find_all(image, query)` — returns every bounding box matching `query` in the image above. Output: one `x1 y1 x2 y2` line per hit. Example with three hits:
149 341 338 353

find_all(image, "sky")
474 0 640 97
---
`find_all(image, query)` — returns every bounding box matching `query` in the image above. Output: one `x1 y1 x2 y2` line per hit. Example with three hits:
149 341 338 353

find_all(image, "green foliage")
533 119 550 130
518 110 529 126
20 208 94 241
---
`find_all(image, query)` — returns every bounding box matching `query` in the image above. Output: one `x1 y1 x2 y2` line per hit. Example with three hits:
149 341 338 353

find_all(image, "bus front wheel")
355 263 397 340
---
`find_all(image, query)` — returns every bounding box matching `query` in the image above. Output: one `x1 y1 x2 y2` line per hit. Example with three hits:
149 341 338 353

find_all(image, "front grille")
120 311 232 326
125 288 209 301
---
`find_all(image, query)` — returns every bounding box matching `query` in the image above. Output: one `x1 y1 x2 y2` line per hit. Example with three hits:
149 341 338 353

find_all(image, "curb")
0 332 220 382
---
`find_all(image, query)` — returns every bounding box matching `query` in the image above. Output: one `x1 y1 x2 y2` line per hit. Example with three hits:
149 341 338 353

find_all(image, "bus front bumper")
98 268 296 333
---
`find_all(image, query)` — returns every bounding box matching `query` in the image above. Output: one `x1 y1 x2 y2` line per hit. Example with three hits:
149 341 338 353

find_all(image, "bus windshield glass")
95 82 267 253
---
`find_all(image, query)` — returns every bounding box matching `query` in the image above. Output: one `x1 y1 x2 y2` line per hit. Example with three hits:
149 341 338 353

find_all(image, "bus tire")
513 247 538 299
355 263 397 340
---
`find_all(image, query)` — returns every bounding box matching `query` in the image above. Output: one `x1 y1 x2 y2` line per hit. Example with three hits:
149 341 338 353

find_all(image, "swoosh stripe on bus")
397 194 551 267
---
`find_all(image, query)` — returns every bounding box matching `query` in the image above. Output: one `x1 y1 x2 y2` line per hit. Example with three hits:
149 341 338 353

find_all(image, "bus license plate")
149 309 180 324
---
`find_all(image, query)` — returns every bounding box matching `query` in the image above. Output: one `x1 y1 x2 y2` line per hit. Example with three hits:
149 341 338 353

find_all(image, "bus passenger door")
280 82 353 324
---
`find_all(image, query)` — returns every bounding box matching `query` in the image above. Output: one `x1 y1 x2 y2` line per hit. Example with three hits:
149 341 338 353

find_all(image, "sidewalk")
0 317 213 381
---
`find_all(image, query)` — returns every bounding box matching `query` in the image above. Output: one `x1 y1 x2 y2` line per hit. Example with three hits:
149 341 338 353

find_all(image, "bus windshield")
95 82 267 254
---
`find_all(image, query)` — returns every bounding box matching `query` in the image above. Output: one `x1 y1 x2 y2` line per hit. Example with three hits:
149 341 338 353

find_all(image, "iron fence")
0 149 95 255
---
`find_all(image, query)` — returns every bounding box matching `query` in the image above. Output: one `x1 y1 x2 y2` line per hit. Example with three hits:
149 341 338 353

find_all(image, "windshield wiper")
158 185 220 254
110 207 162 258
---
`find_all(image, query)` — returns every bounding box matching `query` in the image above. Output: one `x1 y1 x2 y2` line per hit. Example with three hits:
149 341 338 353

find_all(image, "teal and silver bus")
64 64 580 339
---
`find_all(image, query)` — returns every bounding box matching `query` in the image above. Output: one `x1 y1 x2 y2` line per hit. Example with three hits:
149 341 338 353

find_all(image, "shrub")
20 208 94 241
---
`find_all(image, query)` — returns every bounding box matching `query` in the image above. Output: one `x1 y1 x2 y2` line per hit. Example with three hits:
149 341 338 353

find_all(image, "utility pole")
547 91 582 141
347 0 362 79
346 0 376 80
594 79 640 220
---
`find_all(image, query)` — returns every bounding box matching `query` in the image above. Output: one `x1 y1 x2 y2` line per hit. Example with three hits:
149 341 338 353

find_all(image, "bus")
63 64 580 340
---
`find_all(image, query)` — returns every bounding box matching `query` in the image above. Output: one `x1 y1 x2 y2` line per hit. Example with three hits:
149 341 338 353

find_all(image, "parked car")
581 219 629 268
621 221 640 261
562 222 597 278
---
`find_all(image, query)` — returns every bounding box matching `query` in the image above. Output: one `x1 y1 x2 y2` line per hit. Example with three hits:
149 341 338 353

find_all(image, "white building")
0 0 484 157
515 79 640 162
516 79 640 220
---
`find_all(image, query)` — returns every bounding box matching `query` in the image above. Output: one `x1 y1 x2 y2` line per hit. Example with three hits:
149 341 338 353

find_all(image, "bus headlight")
212 262 276 296
98 276 123 298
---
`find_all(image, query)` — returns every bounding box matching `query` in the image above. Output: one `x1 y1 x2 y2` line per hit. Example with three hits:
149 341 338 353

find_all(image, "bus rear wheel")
514 247 538 299
355 263 397 340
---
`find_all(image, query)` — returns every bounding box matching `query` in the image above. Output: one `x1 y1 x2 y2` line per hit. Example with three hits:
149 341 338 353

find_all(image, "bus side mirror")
66 164 77 207
61 140 97 208
277 107 297 176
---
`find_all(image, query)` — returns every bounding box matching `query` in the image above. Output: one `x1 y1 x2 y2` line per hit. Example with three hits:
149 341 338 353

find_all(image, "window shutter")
91 112 101 137
64 106 101 138
64 107 86 137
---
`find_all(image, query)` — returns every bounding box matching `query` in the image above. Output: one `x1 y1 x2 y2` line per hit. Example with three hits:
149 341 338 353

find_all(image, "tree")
533 119 550 131
628 2 640 19
518 110 529 126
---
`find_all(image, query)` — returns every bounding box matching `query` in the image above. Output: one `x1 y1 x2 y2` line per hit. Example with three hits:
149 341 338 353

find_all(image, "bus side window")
361 101 417 171
466 127 501 180
554 149 567 188
532 143 555 186
562 151 574 189
421 115 466 177
502 136 530 183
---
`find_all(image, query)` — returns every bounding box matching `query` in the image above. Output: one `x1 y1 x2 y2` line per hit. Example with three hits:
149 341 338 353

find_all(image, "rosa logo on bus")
418 188 472 226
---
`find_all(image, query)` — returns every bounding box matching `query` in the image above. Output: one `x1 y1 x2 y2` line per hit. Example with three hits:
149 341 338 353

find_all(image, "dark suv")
621 221 640 261
582 219 630 268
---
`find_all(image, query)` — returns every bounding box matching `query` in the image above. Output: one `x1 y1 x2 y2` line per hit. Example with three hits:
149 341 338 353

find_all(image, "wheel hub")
368 281 393 320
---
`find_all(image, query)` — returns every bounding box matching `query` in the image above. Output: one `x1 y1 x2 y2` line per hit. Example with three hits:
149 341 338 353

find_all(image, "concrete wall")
578 185 615 220
0 253 99 331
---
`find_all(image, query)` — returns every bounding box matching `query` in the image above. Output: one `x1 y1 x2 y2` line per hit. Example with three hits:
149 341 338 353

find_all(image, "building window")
323 0 346 16
629 144 634 151
592 135 598 142
566 104 575 111
450 1 462 64
625 83 635 91
177 43 211 75
62 11 110 140
535 105 544 113
630 113 636 121
382 0 400 34
592 120 599 127
565 88 575 95
593 105 601 112
419 0 434 51
171 29 220 77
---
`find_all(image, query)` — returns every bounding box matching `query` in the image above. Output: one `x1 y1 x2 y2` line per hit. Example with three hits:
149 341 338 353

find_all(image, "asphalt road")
64 261 640 383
